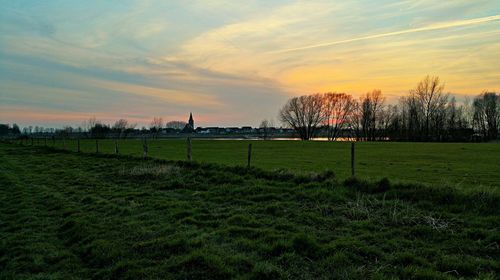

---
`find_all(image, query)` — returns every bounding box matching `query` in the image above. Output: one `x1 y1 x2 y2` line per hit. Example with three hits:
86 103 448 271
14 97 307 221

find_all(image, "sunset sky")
1 0 499 127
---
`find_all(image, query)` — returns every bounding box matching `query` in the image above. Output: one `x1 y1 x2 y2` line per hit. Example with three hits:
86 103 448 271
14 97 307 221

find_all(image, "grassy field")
26 138 500 188
0 143 499 279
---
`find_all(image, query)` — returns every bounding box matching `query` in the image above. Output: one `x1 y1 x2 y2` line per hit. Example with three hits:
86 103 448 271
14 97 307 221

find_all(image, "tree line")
0 117 188 139
279 75 499 141
81 117 188 138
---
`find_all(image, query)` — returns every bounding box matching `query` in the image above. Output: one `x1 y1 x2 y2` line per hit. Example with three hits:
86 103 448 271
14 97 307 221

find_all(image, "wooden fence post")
143 138 148 158
77 138 80 153
115 140 119 155
95 139 99 154
351 142 355 177
187 137 192 161
247 143 252 168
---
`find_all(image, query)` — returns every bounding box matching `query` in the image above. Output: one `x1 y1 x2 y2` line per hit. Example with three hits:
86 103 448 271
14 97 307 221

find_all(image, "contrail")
270 14 500 54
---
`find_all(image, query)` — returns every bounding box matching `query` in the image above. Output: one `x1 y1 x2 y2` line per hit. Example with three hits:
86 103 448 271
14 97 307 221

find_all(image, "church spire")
188 112 194 128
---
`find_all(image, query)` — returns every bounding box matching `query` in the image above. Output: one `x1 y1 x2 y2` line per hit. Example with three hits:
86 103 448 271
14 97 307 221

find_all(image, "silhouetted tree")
348 100 362 141
113 119 135 138
323 93 354 141
84 117 98 138
358 90 385 141
279 94 324 140
12 124 21 135
166 121 187 130
379 104 398 140
89 123 110 138
410 75 448 140
259 119 275 140
473 92 499 140
150 117 164 138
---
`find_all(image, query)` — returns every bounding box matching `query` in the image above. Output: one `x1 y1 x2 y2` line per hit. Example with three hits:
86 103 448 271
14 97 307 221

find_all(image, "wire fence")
5 136 358 176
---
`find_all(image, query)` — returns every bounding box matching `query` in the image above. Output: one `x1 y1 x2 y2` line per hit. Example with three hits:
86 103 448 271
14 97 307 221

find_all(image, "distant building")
182 112 195 133
241 126 253 133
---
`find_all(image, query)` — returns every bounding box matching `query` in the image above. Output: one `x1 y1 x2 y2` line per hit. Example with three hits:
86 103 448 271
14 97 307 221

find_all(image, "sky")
1 0 499 128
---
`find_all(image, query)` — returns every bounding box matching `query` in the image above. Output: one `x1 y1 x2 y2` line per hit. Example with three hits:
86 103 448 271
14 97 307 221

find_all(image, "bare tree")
150 117 164 138
447 97 458 132
473 92 499 140
113 119 132 138
379 104 398 140
83 117 98 138
348 100 362 141
323 93 354 141
166 121 187 130
410 75 448 140
462 97 474 129
359 90 385 141
86 119 110 139
399 95 423 140
259 119 275 140
279 94 324 140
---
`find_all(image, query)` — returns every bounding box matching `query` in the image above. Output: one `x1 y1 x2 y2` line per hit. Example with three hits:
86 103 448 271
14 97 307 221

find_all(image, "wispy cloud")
1 1 499 127
271 14 500 53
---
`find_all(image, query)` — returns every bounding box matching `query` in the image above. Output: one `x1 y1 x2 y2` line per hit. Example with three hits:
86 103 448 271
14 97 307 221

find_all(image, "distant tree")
358 90 385 141
32 126 42 135
379 104 398 140
446 97 461 140
259 119 275 140
89 123 111 139
410 75 448 140
64 126 73 134
150 117 164 138
84 117 98 138
360 95 372 141
113 119 135 138
443 97 473 141
12 124 21 135
279 94 324 140
322 93 354 141
84 117 110 138
399 95 421 140
166 121 187 130
462 97 474 129
473 92 499 140
0 124 9 136
348 100 363 141
113 119 128 131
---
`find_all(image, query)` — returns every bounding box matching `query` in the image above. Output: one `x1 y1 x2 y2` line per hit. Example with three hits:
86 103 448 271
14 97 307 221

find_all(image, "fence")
6 137 358 176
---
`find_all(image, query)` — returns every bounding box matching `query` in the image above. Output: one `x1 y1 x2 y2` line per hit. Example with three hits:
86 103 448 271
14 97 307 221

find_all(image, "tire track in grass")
0 145 90 279
0 146 144 278
3 146 209 278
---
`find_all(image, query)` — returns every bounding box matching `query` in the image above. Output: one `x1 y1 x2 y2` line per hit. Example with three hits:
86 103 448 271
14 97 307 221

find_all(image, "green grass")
28 138 500 188
0 143 499 279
